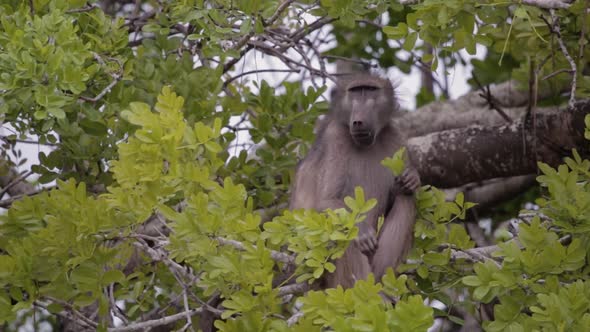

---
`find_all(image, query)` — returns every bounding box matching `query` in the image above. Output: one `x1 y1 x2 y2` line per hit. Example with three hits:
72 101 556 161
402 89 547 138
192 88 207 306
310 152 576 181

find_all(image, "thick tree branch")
522 0 573 9
396 81 547 138
409 100 590 188
444 175 537 211
399 0 572 9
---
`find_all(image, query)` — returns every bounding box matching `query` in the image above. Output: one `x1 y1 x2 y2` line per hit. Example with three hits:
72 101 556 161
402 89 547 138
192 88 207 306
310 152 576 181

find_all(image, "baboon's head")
331 74 397 147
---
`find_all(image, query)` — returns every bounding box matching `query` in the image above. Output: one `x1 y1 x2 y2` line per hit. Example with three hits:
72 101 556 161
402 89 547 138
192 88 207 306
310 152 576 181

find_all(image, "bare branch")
42 297 99 329
447 244 503 267
541 68 574 81
0 171 33 199
548 10 578 108
66 3 101 14
265 0 296 26
277 282 310 296
472 74 513 123
215 237 296 265
79 53 124 102
248 40 332 80
34 301 96 330
579 1 588 71
223 0 309 73
132 239 197 282
0 159 37 197
109 284 129 325
0 188 48 208
224 69 300 88
182 290 196 332
522 0 573 9
79 74 122 103
287 312 304 327
108 308 202 332
287 16 336 48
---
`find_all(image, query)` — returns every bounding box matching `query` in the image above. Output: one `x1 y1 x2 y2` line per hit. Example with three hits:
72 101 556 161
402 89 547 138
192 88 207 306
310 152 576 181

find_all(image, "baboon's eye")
348 85 379 92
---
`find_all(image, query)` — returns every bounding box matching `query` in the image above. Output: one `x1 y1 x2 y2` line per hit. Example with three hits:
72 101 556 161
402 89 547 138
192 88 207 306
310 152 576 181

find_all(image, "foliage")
0 0 588 331
459 150 590 331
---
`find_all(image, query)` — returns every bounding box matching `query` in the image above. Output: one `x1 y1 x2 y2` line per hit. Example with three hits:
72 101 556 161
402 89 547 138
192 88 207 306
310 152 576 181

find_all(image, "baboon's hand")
355 223 377 256
397 167 421 194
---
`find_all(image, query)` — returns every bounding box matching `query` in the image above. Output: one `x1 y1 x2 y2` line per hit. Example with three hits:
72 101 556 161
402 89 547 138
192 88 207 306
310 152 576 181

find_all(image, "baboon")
289 73 420 288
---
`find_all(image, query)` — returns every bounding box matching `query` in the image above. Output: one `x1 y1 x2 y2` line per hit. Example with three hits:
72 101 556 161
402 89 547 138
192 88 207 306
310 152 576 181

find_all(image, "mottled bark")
396 80 562 138
0 161 36 197
408 100 590 188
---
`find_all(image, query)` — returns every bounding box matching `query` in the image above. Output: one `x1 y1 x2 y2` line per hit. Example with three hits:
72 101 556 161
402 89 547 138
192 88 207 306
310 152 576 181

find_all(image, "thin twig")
109 284 129 325
34 301 96 330
472 75 512 122
215 237 296 265
79 75 121 103
224 69 299 87
549 10 577 108
293 43 321 90
182 290 195 332
1 137 58 146
0 171 33 199
265 0 296 26
287 16 336 48
0 187 49 208
526 58 538 117
43 296 99 329
133 239 197 282
66 3 100 14
322 55 375 68
108 308 202 332
541 68 574 81
247 40 332 80
79 54 124 103
579 0 588 72
223 0 297 73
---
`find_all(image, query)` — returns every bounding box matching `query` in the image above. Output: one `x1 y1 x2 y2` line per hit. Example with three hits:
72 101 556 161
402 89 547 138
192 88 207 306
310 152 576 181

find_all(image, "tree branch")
0 160 36 197
549 9 577 108
66 3 101 14
408 100 590 188
0 171 33 199
108 308 202 332
522 0 573 9
216 237 296 265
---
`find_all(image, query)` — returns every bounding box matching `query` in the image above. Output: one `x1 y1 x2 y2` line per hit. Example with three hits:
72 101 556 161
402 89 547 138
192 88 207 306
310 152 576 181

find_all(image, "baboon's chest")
342 153 397 208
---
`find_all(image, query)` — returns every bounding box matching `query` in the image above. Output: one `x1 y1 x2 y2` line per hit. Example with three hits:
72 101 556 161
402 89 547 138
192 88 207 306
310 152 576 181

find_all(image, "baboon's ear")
330 87 337 101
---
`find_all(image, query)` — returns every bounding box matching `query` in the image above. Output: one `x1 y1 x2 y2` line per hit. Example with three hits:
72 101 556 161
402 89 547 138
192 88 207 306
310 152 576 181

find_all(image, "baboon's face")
339 82 395 147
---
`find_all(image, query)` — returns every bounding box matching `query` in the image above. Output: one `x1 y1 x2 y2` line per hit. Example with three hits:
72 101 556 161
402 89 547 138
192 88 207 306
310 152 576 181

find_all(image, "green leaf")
102 270 126 286
383 23 408 39
514 7 528 19
48 108 66 119
462 276 482 287
403 32 418 51
423 250 450 266
381 147 406 176
473 286 490 300
80 119 108 136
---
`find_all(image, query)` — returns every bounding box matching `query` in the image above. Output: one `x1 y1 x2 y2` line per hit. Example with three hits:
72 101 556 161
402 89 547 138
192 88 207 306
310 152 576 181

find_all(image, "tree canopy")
0 0 590 331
